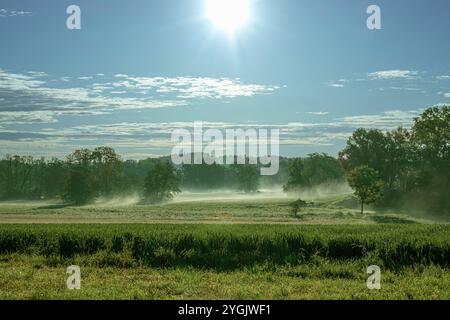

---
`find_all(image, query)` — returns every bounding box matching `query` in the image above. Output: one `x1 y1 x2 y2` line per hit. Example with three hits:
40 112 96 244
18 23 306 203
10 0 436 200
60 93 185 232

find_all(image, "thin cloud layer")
0 9 33 17
367 70 419 80
0 109 423 158
105 75 280 99
0 69 281 124
326 70 450 96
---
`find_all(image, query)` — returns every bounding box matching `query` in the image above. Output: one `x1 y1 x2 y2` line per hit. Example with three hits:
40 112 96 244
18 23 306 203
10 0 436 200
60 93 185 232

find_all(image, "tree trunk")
361 200 364 215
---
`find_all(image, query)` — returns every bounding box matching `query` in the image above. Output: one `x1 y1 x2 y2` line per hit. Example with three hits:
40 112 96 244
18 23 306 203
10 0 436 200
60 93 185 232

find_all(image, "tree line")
0 148 277 204
283 106 449 216
338 106 449 216
0 106 448 216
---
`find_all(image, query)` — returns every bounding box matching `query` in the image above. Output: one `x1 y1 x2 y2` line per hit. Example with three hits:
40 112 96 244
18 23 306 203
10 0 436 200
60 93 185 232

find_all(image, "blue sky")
1 0 450 158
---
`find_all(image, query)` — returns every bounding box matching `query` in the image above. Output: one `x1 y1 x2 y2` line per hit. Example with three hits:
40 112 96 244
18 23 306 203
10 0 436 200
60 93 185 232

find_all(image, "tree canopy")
143 159 180 204
347 166 384 214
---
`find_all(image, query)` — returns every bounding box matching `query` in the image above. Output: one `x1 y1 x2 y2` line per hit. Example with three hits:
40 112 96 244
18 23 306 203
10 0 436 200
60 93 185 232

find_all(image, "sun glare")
206 0 251 34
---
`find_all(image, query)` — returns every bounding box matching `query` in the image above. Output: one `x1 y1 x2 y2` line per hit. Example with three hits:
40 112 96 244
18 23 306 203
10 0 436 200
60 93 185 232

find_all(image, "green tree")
66 147 123 197
40 158 68 199
300 153 344 186
0 155 36 199
233 164 259 193
289 199 308 217
91 147 123 196
181 162 226 190
412 106 450 164
67 148 93 167
64 166 95 205
339 128 414 207
410 106 450 215
339 129 390 180
347 166 384 214
143 160 180 203
283 158 304 192
284 154 344 192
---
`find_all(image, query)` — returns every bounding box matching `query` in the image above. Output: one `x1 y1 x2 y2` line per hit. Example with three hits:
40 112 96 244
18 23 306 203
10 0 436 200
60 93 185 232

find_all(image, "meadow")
0 193 449 300
0 191 436 224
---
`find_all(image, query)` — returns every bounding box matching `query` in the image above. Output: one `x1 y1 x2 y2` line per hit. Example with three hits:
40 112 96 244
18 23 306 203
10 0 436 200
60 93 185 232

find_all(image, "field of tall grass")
0 224 449 299
0 224 448 270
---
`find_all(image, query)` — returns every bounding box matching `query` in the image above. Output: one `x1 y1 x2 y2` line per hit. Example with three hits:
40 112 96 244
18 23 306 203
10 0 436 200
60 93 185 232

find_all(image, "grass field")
0 191 436 224
0 192 448 300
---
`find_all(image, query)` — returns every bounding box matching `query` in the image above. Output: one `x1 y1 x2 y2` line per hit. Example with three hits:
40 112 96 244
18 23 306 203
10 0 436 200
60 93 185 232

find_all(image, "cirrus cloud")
367 70 419 80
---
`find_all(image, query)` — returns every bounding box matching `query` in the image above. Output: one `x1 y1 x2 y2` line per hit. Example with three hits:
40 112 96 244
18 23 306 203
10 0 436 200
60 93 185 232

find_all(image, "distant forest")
0 106 448 216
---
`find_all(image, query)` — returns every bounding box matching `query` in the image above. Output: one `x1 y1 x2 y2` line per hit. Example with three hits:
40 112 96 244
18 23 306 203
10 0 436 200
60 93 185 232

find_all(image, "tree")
64 166 95 205
412 106 450 165
40 158 68 199
347 166 384 214
284 154 344 192
0 155 38 199
181 162 226 190
233 164 259 193
67 147 123 197
339 128 414 207
142 160 180 203
410 106 450 215
91 147 123 196
67 148 93 167
283 158 304 192
299 153 345 187
339 129 390 182
289 199 308 217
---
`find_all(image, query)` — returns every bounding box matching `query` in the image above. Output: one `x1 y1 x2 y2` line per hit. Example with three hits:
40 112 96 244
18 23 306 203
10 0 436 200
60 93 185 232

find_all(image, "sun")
206 0 251 34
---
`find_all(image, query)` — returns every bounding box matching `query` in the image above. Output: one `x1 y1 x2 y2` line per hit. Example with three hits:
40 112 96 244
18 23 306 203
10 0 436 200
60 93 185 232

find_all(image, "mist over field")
172 182 352 204
94 194 141 207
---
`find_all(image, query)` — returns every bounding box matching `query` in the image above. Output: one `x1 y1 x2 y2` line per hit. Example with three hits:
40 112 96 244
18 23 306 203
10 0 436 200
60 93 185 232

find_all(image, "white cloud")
437 91 450 98
0 69 186 123
306 111 329 116
388 86 421 91
0 111 59 124
0 69 280 124
1 108 424 157
0 121 350 157
337 110 420 129
368 70 419 80
436 75 450 80
27 71 48 77
110 76 280 99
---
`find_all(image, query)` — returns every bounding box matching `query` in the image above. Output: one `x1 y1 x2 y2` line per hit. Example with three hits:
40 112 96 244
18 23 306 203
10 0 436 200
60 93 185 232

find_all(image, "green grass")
1 256 449 299
0 224 449 269
0 224 449 299
0 194 448 300
0 195 434 224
